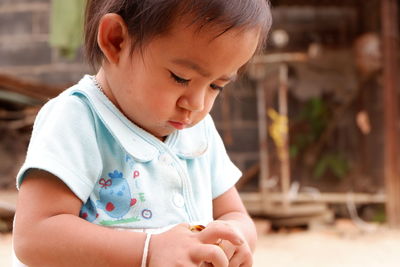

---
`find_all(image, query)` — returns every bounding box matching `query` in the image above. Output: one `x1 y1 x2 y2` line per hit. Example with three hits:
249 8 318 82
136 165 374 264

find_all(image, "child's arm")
14 170 147 267
211 186 257 266
14 170 242 267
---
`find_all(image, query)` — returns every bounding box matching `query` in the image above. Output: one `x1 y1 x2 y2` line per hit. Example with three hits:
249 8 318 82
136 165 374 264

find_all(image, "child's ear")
97 13 130 65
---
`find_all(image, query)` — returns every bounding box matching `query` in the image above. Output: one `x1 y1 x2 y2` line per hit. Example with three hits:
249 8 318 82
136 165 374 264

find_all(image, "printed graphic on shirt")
79 198 98 222
96 169 153 226
99 215 141 226
125 154 135 168
96 170 137 219
139 193 146 202
141 209 152 219
132 169 141 189
126 153 141 189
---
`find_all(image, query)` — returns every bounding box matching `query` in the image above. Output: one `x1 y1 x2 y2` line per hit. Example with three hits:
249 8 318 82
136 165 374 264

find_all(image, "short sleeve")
16 93 102 202
205 116 242 199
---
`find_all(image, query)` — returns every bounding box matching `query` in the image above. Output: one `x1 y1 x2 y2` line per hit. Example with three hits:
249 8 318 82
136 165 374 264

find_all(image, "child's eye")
210 84 224 91
170 72 190 86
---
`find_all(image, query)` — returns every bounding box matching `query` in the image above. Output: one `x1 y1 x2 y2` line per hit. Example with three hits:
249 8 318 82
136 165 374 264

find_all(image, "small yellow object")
189 225 223 248
189 224 205 232
268 108 288 160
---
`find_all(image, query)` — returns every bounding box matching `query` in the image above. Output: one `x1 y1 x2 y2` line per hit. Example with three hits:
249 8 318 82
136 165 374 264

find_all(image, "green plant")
290 97 329 157
313 153 349 179
290 97 350 180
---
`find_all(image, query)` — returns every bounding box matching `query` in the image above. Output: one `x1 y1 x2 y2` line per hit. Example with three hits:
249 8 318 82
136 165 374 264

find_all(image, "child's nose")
177 87 206 112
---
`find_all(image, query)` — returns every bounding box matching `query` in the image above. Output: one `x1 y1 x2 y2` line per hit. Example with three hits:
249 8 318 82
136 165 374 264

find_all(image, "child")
13 0 271 266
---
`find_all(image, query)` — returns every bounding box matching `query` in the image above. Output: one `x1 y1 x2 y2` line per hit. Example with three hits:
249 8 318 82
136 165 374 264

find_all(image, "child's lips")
168 120 189 130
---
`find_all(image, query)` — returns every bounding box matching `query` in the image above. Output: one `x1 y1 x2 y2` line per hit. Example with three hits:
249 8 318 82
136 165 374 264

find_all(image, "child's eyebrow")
171 58 237 82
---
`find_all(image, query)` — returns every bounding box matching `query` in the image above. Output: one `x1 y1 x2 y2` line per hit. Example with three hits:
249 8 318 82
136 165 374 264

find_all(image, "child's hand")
200 221 253 267
148 222 244 267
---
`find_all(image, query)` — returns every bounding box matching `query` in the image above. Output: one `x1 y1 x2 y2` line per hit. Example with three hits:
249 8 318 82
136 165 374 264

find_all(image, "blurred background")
1 0 400 266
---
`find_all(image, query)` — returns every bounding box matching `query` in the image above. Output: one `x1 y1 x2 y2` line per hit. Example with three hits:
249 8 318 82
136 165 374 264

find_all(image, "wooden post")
278 63 291 209
381 0 400 227
251 53 307 213
256 73 272 212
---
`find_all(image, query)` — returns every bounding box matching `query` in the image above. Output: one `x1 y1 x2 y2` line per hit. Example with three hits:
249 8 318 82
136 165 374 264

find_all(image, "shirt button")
173 193 185 208
159 153 173 165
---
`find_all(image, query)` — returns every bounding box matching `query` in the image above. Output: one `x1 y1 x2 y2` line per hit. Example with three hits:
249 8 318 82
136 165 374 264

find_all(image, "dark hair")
84 0 272 69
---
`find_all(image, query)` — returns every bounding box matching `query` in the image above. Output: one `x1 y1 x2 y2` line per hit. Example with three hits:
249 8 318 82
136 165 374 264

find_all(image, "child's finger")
220 240 236 260
198 221 244 246
228 247 253 267
177 222 191 230
192 244 229 267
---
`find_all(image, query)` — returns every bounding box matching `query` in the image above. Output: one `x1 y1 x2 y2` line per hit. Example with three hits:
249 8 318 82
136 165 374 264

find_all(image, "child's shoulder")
35 77 96 126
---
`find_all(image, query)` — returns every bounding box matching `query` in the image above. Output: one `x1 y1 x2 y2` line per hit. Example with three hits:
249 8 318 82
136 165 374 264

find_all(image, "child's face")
107 20 259 140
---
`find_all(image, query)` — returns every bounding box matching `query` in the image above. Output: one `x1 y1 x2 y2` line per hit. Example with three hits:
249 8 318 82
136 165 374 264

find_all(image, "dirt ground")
0 233 13 266
2 220 400 267
254 226 400 267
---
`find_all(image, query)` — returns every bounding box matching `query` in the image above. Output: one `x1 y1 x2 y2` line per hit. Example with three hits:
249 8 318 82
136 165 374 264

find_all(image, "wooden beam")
381 0 400 228
241 192 386 205
241 192 386 217
0 73 66 102
236 163 259 190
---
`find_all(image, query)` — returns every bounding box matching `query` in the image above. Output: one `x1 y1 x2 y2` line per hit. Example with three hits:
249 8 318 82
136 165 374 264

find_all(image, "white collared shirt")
17 75 242 229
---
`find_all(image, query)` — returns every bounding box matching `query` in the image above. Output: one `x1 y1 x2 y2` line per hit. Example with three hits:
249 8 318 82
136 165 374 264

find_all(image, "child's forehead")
142 21 259 72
